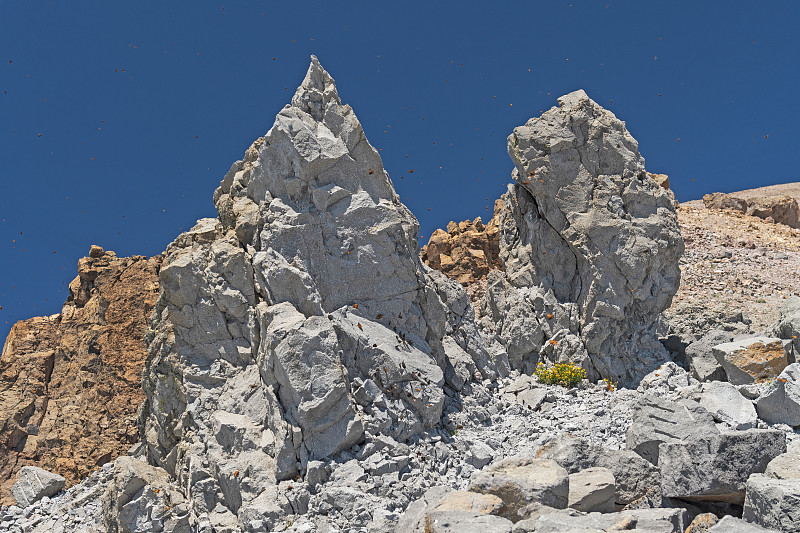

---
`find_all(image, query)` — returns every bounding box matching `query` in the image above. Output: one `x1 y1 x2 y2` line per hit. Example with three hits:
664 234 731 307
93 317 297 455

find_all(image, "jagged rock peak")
140 57 497 530
290 55 342 119
481 89 684 385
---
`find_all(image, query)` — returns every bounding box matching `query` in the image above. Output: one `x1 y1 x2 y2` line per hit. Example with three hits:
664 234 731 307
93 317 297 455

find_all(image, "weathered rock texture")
0 247 162 506
421 206 502 286
703 192 800 229
479 89 684 385
138 56 497 531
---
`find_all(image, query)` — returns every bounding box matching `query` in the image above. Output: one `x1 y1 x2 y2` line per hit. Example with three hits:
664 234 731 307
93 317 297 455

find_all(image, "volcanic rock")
658 429 785 503
138 56 497 531
743 474 800 532
0 247 161 506
479 89 684 385
421 208 502 286
712 336 790 384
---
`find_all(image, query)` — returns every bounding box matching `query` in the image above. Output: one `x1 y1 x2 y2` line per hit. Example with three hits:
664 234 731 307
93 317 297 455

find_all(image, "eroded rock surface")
138 56 497 531
0 247 162 506
421 206 502 286
479 89 684 385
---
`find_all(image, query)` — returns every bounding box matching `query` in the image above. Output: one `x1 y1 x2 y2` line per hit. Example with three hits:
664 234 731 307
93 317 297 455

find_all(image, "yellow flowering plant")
533 362 586 388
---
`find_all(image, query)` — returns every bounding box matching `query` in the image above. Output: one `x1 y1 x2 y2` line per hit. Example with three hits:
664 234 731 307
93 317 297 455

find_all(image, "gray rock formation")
517 507 688 533
695 382 758 430
480 89 684 386
567 467 615 513
685 330 731 382
137 56 496 531
658 429 785 503
626 395 719 466
768 295 800 363
707 515 779 532
11 467 65 508
743 474 800 533
755 363 800 427
535 433 660 507
468 457 569 522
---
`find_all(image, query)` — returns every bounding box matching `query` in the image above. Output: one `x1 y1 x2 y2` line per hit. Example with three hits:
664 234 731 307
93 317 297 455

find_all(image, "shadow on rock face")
478 89 684 387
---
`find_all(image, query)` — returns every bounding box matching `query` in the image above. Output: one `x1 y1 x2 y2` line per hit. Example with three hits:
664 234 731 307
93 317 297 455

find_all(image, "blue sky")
1 1 799 341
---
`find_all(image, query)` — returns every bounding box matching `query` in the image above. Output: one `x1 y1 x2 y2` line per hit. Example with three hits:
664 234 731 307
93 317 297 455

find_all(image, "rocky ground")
1 59 799 533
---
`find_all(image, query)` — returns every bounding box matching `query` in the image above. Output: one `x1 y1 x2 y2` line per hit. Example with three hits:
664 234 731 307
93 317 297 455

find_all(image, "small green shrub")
534 362 586 388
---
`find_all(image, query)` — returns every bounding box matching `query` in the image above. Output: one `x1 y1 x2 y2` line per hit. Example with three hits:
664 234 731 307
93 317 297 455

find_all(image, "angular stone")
685 330 732 382
696 381 758 430
568 467 615 513
626 395 719 465
755 363 800 427
712 337 790 384
764 452 800 480
703 192 749 212
469 457 569 522
482 89 684 386
685 513 719 533
393 486 453 533
425 511 513 533
524 507 687 533
430 491 504 515
102 456 190 533
465 441 494 469
743 474 800 533
658 429 786 503
768 296 800 363
536 433 659 506
10 466 65 507
707 515 779 532
637 361 693 392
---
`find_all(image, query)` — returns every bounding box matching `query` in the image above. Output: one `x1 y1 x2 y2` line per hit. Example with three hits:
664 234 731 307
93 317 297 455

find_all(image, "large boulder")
138 56 497 531
658 429 786 503
535 433 659 506
468 457 569 522
712 337 791 384
755 363 800 427
768 295 800 363
684 330 731 382
10 466 65 507
480 89 684 386
743 474 800 533
516 507 688 533
567 467 615 513
746 195 800 228
102 456 191 533
625 395 718 465
695 381 758 430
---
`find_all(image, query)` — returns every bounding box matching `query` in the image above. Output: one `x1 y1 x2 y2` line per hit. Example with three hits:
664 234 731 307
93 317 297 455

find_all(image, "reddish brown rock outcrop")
0 246 161 505
421 200 503 287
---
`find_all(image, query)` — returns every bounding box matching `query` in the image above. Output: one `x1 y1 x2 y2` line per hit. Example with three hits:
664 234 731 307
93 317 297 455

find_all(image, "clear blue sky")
2 1 799 341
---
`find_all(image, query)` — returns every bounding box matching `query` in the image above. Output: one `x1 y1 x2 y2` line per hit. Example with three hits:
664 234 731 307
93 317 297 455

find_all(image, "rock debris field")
1 57 799 533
